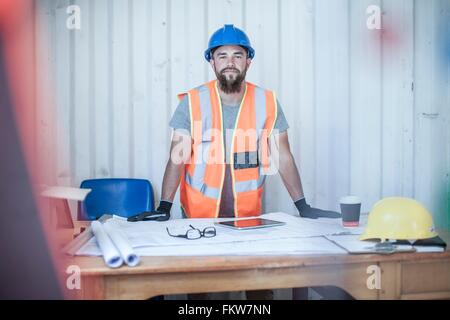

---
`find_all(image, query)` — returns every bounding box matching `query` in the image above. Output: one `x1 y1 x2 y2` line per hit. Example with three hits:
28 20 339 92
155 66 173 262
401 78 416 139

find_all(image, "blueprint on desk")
75 212 367 257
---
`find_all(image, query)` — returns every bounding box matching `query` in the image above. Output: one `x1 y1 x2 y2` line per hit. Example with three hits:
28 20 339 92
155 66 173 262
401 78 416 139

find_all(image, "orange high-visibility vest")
178 80 277 218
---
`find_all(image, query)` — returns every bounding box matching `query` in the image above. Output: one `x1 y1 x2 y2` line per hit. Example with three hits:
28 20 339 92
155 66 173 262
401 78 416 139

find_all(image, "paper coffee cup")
340 196 361 227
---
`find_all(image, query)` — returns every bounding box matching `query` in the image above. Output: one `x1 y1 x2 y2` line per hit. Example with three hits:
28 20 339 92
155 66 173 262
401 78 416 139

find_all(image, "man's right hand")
127 200 172 222
294 198 341 219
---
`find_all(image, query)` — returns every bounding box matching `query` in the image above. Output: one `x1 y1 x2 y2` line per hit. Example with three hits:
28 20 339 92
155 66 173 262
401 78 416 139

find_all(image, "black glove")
294 198 341 219
127 200 172 222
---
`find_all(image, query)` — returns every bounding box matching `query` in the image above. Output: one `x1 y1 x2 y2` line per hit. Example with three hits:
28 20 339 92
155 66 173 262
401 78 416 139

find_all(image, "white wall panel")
414 0 450 229
275 0 313 215
132 0 151 179
349 0 382 214
54 0 72 187
111 0 131 177
73 0 92 181
295 0 316 210
93 0 112 179
381 0 414 198
36 0 450 229
314 0 350 211
149 0 171 204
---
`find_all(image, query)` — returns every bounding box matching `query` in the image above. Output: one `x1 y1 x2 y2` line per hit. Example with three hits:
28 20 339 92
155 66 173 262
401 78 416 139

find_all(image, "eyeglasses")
166 224 216 240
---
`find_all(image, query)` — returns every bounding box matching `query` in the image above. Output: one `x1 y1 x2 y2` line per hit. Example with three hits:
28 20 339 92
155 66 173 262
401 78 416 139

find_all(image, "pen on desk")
331 231 352 236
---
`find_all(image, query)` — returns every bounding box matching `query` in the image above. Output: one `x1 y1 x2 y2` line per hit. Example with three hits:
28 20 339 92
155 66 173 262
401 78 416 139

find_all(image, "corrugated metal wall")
35 0 450 229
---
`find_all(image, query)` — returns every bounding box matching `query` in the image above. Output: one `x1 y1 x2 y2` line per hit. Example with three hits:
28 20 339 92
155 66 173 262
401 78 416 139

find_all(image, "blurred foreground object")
0 0 63 298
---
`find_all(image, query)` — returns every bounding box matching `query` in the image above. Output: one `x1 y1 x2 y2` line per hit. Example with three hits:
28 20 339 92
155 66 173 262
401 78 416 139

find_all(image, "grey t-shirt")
170 95 289 217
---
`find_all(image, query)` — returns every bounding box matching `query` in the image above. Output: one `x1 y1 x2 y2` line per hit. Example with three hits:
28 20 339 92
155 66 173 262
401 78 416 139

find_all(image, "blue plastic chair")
78 178 155 220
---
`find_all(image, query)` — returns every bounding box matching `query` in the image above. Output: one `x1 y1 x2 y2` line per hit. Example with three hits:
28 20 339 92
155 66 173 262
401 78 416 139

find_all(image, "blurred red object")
0 0 65 299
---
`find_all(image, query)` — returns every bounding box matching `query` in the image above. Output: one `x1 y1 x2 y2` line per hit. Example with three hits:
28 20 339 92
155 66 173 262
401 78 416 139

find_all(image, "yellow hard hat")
359 197 438 241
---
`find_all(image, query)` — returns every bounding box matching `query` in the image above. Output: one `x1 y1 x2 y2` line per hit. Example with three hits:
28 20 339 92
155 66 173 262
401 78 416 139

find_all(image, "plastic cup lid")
339 196 361 204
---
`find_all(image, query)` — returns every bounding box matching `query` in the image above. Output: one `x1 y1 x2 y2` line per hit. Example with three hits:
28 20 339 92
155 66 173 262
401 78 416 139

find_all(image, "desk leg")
78 275 105 300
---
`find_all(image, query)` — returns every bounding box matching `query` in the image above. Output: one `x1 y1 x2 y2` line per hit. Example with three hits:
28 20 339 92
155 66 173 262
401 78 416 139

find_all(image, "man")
149 24 340 299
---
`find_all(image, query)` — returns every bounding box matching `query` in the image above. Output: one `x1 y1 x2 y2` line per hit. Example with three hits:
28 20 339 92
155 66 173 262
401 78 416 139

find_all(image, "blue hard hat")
204 24 255 61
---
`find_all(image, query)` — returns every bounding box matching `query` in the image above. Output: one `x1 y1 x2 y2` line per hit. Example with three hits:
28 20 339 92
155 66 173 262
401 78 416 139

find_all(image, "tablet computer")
215 218 285 230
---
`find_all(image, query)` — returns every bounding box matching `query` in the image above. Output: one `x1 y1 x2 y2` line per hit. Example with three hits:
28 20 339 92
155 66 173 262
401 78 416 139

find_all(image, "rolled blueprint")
103 220 140 267
91 221 123 268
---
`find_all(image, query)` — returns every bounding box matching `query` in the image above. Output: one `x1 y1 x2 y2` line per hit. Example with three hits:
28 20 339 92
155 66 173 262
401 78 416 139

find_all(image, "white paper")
413 246 445 253
41 186 92 201
91 221 123 268
103 220 140 266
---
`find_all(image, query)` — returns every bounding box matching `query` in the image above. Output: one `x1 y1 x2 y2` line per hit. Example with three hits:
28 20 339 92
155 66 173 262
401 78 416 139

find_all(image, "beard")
215 67 247 94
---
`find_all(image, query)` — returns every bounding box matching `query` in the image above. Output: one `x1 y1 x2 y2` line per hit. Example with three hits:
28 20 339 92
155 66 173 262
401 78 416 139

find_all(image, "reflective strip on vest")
185 171 221 199
183 85 222 199
234 174 266 193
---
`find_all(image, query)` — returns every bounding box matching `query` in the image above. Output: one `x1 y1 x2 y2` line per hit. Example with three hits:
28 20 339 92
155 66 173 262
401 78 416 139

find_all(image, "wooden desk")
65 232 450 300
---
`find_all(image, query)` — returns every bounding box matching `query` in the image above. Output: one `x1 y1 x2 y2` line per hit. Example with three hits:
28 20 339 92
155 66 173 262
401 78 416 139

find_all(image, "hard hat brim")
204 45 255 61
